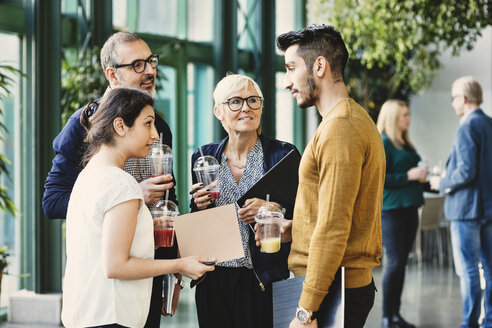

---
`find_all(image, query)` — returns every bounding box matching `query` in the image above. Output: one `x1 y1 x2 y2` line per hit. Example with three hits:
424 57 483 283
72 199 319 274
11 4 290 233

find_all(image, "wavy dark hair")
80 88 154 166
276 24 348 80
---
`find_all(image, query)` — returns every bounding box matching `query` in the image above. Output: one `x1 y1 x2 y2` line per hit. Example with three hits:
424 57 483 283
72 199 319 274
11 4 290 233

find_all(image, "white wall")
409 26 492 168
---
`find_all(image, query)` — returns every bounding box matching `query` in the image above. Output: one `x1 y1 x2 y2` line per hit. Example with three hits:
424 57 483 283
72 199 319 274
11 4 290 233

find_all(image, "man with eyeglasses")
430 76 492 328
42 31 179 328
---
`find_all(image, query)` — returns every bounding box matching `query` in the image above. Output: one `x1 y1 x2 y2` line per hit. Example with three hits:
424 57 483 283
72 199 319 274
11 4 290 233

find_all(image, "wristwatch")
176 278 185 289
296 306 313 324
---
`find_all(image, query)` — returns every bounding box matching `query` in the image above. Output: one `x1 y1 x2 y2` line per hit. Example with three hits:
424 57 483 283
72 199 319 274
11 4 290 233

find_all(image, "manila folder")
174 204 244 263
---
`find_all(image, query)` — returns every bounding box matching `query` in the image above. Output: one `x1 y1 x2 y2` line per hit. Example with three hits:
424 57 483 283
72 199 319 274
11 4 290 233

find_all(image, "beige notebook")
173 204 244 263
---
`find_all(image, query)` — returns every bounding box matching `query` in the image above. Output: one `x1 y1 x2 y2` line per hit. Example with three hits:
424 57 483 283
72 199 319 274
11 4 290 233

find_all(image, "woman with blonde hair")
377 99 427 328
189 74 300 327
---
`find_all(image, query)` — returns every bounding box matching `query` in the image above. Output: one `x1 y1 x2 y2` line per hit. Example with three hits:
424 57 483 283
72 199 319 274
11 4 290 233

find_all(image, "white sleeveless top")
62 165 154 328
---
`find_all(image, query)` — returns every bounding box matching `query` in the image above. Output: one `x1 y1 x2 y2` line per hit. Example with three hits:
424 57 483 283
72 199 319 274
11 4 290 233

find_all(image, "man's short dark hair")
276 24 348 79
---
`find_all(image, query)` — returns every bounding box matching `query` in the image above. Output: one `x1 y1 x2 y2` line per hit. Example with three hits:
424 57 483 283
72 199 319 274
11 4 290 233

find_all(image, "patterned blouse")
215 139 264 268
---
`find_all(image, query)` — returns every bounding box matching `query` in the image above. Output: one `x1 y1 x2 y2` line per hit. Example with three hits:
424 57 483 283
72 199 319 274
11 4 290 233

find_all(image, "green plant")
61 47 107 126
0 63 23 216
0 245 10 275
311 0 491 118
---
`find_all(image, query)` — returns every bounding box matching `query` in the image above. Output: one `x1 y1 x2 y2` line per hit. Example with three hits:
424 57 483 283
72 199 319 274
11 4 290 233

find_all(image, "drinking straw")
163 190 170 217
265 194 270 204
160 132 163 144
199 146 204 158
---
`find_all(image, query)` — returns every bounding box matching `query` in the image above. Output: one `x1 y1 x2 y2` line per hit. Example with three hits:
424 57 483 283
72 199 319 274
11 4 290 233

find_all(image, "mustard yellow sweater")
289 98 385 311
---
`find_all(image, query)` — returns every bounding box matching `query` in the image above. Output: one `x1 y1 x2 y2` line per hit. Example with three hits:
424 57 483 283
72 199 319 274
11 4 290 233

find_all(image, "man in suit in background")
431 76 492 328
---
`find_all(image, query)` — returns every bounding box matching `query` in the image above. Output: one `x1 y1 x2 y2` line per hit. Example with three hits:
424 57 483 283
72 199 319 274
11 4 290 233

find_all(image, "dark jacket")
381 133 424 211
440 109 492 220
190 134 300 286
42 101 177 220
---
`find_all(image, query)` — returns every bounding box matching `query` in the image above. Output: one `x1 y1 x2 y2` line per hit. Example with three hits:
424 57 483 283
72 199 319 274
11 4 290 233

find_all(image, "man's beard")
298 72 317 109
117 74 155 98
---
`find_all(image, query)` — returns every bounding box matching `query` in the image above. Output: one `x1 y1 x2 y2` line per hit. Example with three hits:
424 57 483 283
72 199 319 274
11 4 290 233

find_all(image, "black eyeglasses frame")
113 54 159 73
221 96 263 112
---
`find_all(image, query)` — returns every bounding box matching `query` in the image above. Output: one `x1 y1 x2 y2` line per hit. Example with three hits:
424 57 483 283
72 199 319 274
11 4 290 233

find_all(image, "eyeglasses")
221 96 263 112
114 54 159 73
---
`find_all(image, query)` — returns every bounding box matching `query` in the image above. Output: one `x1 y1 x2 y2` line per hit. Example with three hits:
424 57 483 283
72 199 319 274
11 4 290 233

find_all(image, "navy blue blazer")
440 109 492 220
190 134 300 286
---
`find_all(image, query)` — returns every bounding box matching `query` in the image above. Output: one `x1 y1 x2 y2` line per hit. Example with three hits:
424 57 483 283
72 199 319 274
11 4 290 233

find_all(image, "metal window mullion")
292 0 307 152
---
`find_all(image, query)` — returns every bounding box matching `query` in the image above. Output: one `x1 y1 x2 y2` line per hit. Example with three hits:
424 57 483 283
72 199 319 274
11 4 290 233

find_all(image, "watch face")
297 309 309 323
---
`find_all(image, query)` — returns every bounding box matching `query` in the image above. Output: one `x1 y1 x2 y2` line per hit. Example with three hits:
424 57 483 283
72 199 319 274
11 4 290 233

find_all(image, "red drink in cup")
154 227 175 247
151 200 179 248
209 191 220 200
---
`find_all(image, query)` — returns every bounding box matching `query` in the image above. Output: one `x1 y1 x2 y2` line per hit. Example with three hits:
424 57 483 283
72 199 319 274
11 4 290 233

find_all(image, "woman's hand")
407 166 428 181
178 256 216 280
238 198 281 224
190 183 214 210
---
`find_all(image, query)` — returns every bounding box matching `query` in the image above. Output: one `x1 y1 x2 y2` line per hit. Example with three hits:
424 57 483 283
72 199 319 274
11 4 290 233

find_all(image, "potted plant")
0 245 9 292
0 63 25 294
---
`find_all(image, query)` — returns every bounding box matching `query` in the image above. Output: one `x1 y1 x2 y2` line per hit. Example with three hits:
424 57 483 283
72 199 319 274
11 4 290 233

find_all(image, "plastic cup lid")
193 155 220 170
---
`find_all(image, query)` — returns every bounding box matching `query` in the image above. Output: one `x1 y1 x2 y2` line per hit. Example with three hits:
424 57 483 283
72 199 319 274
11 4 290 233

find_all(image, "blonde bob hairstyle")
377 99 415 151
213 74 263 136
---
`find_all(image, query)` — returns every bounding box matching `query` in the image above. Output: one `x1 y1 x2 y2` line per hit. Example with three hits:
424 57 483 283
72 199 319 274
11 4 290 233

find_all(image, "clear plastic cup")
193 155 220 200
255 203 284 253
149 144 173 177
151 200 179 247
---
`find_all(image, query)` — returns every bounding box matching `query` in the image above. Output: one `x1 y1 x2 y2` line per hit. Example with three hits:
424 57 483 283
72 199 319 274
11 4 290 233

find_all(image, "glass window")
137 0 179 37
112 0 128 29
155 65 177 149
187 63 215 190
276 0 295 35
188 0 214 42
0 32 21 307
237 0 261 50
113 0 180 38
276 72 294 143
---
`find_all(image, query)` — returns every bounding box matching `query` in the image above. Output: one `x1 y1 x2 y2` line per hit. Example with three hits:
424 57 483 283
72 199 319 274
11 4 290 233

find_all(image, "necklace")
225 154 246 169
230 162 246 170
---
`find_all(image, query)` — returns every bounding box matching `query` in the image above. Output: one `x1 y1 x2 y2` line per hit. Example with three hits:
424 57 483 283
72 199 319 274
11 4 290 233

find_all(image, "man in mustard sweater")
277 25 386 328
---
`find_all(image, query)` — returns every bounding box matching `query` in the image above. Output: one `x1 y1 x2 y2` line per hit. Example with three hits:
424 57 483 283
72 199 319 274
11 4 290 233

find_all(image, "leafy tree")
61 47 107 126
310 0 490 119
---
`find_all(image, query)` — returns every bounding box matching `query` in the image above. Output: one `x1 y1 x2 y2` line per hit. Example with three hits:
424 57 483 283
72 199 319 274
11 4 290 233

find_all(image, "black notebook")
237 149 301 218
272 268 345 327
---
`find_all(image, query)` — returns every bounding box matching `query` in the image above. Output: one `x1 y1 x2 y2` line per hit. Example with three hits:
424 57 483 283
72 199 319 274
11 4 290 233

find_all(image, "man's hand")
140 174 174 206
289 317 318 327
429 176 441 191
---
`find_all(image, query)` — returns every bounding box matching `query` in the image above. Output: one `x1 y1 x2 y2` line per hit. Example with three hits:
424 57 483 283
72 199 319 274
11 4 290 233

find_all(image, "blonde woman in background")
377 100 428 328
